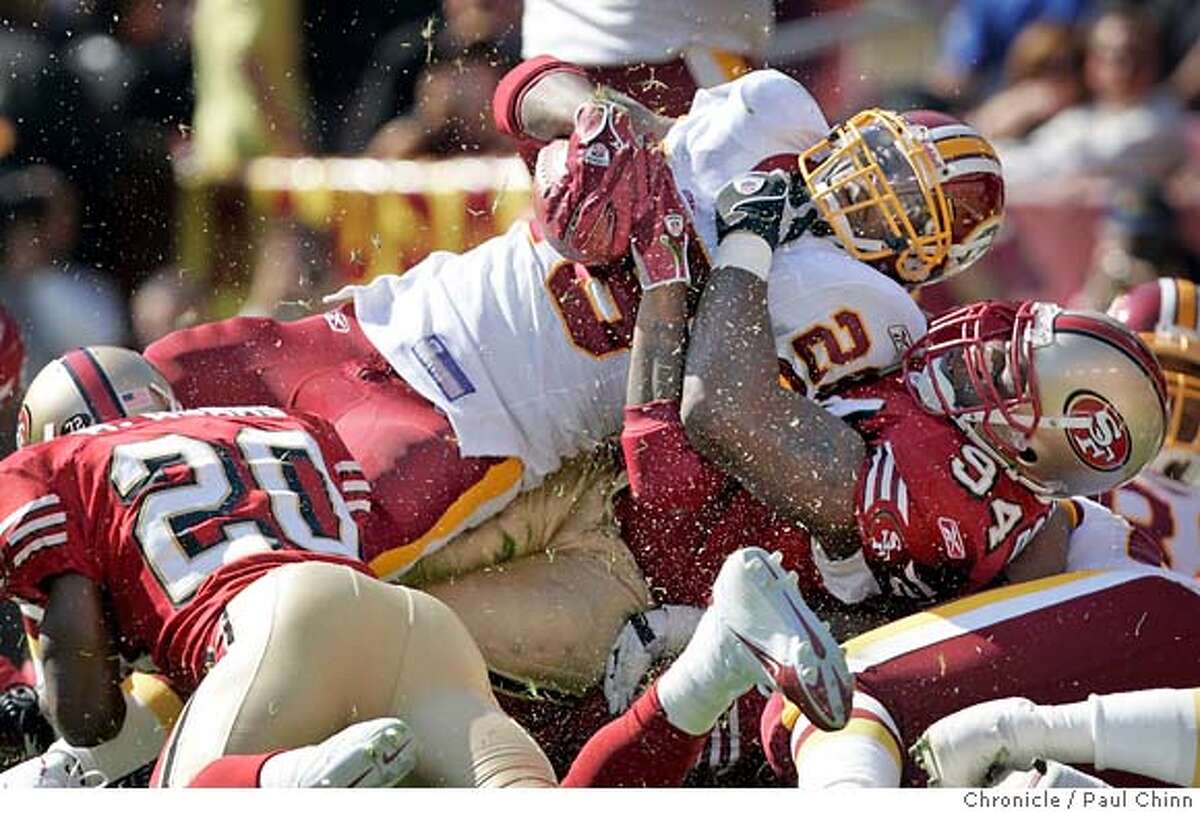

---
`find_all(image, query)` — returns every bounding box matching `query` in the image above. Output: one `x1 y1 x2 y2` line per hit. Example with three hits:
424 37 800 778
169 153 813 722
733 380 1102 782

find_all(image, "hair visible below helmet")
903 300 1167 497
17 346 180 448
1108 278 1200 486
0 305 24 408
798 109 1004 288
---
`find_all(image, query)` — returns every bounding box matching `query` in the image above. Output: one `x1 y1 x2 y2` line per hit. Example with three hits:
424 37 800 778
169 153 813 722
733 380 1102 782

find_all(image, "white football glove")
604 604 704 714
0 742 106 788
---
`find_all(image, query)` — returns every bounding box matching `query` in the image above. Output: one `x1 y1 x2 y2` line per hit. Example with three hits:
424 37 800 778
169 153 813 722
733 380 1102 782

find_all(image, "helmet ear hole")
1018 447 1038 464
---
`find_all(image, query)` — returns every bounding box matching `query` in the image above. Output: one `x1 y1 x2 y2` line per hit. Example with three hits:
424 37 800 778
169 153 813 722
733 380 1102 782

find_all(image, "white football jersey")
1104 470 1200 580
333 70 927 484
664 70 928 394
521 0 773 69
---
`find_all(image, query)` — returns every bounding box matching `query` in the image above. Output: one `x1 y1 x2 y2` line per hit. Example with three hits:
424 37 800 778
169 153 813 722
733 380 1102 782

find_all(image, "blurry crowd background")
1 0 1200 378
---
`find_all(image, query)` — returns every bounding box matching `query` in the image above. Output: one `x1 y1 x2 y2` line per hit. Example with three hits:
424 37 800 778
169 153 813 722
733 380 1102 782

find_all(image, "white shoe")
912 697 1044 787
992 760 1110 789
293 718 417 788
710 547 853 731
0 747 105 788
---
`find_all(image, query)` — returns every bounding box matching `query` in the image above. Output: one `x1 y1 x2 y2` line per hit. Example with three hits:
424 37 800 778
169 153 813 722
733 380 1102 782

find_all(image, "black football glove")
714 169 819 249
0 684 55 770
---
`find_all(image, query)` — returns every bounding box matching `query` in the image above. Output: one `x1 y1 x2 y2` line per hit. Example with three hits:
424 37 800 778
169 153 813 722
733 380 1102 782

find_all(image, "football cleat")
912 696 1045 787
294 717 417 788
711 547 853 731
0 747 106 788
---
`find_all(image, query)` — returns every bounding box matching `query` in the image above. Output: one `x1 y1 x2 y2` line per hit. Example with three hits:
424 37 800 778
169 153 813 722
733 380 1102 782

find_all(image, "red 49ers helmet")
0 305 23 408
903 300 1167 496
799 109 1004 288
1108 277 1200 485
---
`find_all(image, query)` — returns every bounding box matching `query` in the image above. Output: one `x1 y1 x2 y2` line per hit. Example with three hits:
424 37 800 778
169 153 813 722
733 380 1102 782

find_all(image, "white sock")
1090 689 1200 786
656 609 758 736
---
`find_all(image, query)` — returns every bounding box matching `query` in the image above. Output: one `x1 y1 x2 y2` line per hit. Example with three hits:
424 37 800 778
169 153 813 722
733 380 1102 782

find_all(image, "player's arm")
38 574 124 746
682 172 866 558
494 57 674 145
1002 503 1070 584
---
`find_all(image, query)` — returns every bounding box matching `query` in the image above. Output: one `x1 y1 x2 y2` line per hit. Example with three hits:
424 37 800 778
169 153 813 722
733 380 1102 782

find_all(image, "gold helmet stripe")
932 134 998 162
1177 279 1198 331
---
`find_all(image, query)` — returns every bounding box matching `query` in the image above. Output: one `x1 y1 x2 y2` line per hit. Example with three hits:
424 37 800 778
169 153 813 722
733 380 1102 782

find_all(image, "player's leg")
915 688 1200 788
380 580 556 786
290 351 524 580
411 450 652 695
563 547 850 787
151 561 414 787
778 569 1200 788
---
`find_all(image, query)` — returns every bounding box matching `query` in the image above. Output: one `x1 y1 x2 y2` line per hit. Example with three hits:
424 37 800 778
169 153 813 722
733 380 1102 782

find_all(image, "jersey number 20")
110 430 358 605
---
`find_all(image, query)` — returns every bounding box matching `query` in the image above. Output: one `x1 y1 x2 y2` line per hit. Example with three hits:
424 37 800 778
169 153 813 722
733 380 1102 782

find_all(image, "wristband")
714 232 772 282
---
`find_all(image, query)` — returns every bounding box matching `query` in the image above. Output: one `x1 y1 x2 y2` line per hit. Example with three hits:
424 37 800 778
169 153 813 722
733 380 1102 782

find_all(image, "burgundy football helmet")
1108 278 1200 485
799 109 1005 288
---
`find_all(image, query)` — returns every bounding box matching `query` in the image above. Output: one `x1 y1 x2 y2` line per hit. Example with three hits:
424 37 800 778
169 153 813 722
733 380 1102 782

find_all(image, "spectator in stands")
995 4 1188 187
1071 182 1200 309
968 22 1085 139
0 166 129 373
930 0 1091 105
130 267 209 349
520 0 774 116
356 0 520 158
190 0 312 182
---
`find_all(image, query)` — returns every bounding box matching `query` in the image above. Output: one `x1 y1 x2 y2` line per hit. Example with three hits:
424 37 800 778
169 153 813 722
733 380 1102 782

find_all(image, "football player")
131 59 1005 592
0 347 557 788
1104 277 1200 578
769 565 1200 787
432 171 1165 784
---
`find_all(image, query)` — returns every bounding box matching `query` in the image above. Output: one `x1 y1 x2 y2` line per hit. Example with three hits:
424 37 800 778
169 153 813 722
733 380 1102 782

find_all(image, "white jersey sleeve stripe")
0 495 61 536
334 461 363 475
346 500 372 513
341 481 371 493
11 532 69 568
6 512 67 547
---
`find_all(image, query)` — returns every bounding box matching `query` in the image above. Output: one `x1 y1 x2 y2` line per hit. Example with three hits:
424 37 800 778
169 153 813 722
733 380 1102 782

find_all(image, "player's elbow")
680 374 748 456
56 698 125 747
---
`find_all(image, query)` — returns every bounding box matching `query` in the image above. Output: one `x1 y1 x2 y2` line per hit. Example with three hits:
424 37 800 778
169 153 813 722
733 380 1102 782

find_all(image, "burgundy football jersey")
0 406 374 691
618 374 1054 609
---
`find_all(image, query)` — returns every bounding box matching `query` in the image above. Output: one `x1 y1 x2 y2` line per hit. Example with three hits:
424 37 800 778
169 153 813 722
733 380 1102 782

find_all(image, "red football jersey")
618 374 1055 609
0 406 374 692
850 377 1054 599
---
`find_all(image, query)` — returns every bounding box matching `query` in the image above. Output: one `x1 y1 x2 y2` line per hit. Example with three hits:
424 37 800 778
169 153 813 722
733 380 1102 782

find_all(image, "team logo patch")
583 143 611 168
865 510 904 563
411 335 476 402
887 324 913 355
1064 391 1131 472
664 212 684 238
937 517 966 560
324 310 350 334
61 412 94 435
734 175 766 196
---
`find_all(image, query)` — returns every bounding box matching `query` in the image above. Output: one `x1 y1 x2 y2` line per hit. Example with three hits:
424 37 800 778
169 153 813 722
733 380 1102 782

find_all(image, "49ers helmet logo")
1064 391 1131 472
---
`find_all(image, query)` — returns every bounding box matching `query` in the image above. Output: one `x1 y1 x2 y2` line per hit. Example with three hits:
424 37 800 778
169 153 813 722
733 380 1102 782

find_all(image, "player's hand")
911 696 1046 787
532 99 648 266
715 169 812 250
604 604 704 714
0 685 55 771
629 154 695 290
